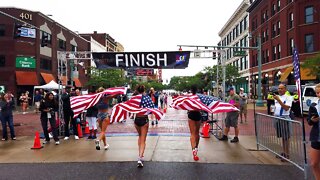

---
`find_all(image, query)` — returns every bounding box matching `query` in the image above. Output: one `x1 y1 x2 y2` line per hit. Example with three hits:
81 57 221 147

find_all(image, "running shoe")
95 140 100 150
192 149 199 161
137 158 144 168
104 144 110 150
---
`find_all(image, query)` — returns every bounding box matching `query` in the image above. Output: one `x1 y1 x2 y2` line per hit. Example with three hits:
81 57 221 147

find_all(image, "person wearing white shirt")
273 84 293 162
307 83 320 180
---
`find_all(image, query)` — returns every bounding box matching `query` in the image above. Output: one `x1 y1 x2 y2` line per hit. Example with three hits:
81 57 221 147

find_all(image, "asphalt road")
0 162 305 180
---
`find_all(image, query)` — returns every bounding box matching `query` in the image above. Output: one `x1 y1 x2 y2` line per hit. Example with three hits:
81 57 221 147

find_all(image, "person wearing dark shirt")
148 87 159 125
0 93 16 141
61 88 79 140
39 92 59 145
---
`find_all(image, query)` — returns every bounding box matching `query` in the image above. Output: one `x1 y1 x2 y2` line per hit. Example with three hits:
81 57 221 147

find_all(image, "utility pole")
256 36 264 106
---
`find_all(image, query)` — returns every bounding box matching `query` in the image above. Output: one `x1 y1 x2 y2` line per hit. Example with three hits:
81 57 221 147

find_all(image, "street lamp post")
256 36 264 107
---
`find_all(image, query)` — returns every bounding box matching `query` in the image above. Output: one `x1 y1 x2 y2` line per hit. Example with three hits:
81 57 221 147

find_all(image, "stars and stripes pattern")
292 47 303 115
171 94 238 113
70 87 126 118
110 94 164 123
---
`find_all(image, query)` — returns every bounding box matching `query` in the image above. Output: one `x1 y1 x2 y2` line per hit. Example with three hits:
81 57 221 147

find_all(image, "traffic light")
212 52 217 59
13 23 22 38
41 32 49 47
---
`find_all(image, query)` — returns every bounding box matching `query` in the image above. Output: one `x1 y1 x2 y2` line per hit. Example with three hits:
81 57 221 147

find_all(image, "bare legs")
310 148 320 180
98 118 109 147
135 123 149 158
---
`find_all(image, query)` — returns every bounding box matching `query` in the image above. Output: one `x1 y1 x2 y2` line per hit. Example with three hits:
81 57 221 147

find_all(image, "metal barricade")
255 112 308 179
208 112 225 139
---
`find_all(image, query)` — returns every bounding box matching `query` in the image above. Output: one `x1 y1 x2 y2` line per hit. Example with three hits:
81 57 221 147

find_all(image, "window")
244 16 248 30
272 23 276 37
289 38 294 55
265 10 268 20
277 21 280 35
305 88 316 97
288 13 293 29
305 6 314 24
58 39 66 50
277 0 281 11
266 28 269 41
40 58 52 70
272 4 276 15
262 31 266 43
42 31 52 45
277 44 281 59
262 50 265 63
240 20 243 34
0 55 5 67
266 49 269 63
305 34 314 53
0 25 5 36
273 46 277 60
236 25 239 37
71 45 77 52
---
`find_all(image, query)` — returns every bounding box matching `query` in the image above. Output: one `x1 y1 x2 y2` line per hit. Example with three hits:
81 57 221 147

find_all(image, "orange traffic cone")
31 131 43 149
202 122 210 138
77 124 83 138
84 122 90 134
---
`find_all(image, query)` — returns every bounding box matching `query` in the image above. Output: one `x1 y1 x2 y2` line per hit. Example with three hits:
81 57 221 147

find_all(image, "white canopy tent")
34 80 64 90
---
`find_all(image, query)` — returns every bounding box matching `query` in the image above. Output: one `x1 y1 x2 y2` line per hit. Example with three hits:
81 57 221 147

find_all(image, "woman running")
187 85 202 161
134 85 152 167
95 87 116 150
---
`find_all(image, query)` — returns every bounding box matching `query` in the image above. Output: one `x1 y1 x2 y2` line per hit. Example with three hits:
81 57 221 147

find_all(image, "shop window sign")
16 57 36 68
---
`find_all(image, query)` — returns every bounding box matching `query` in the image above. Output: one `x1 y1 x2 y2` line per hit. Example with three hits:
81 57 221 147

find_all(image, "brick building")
0 7 90 97
247 0 320 97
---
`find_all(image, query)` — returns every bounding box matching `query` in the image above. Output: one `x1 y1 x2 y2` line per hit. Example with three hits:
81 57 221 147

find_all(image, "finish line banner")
92 51 190 69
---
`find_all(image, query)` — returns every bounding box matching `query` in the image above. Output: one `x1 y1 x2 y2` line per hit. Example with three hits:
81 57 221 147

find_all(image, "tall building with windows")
218 0 251 93
0 7 91 97
247 0 320 97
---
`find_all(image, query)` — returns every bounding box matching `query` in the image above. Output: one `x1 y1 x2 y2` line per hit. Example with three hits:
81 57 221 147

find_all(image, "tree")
202 64 241 89
301 53 320 80
86 68 125 89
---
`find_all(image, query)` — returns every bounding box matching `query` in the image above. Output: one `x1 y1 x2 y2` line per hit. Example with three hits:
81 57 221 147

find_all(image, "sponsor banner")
135 69 154 76
16 57 36 68
92 51 190 69
20 27 36 38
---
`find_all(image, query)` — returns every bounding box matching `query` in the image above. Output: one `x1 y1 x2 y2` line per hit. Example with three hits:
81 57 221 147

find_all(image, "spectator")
0 93 16 141
273 84 293 162
239 88 248 124
61 88 79 140
34 90 42 114
219 87 240 143
163 93 168 109
39 92 59 145
19 93 28 114
148 87 159 125
307 83 320 180
159 92 164 109
86 90 98 139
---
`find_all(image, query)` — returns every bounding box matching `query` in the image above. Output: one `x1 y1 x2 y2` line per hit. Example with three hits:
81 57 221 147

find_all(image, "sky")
1 0 243 83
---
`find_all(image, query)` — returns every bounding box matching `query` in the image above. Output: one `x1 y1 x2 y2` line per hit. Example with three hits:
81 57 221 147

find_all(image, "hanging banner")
92 51 190 69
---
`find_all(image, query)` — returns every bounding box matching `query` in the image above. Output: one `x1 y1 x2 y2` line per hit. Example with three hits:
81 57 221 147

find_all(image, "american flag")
110 94 164 123
70 87 126 118
293 48 303 115
171 94 238 113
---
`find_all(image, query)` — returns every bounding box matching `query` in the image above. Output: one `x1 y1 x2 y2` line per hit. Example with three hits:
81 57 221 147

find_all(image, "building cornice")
218 0 250 37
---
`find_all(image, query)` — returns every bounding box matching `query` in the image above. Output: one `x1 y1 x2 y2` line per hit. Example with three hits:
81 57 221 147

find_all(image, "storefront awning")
74 78 82 87
16 71 39 85
40 73 55 84
279 67 293 82
301 68 317 80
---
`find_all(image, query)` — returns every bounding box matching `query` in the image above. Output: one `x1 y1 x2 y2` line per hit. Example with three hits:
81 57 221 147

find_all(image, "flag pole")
292 47 308 169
